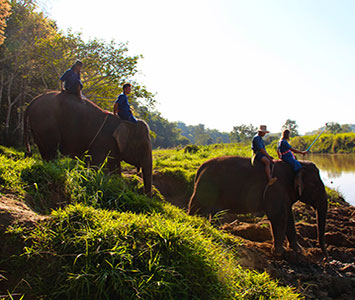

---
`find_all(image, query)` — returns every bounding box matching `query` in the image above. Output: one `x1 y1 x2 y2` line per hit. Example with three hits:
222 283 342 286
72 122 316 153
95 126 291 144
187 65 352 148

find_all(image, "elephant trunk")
316 195 328 260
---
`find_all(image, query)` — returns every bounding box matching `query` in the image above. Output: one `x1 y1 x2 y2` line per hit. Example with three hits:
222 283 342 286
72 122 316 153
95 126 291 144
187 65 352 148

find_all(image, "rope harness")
87 113 109 150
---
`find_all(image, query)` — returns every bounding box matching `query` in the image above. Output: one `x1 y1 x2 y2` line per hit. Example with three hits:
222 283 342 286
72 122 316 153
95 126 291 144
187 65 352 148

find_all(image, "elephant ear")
113 123 131 153
294 170 304 197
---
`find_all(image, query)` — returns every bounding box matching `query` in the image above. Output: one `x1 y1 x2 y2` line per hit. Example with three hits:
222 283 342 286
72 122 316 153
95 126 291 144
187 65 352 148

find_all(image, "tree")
0 0 11 44
340 124 352 133
229 124 257 143
140 108 189 148
326 122 342 134
0 0 57 144
0 0 154 146
281 119 299 137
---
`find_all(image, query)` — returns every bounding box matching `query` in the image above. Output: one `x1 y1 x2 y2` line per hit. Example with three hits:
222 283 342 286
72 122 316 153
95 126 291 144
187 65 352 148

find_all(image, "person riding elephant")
188 156 328 259
24 91 152 196
252 125 277 186
60 60 84 100
278 129 307 172
277 129 307 194
113 83 137 123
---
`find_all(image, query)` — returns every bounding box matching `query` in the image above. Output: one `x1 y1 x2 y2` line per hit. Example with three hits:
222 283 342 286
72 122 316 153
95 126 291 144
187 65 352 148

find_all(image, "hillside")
0 145 354 299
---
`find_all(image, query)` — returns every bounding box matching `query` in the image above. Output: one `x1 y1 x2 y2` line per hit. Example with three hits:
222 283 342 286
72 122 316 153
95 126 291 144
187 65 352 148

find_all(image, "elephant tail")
23 106 32 158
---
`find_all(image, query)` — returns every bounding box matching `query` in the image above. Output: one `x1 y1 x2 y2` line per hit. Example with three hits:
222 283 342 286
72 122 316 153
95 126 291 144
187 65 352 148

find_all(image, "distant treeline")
289 133 355 154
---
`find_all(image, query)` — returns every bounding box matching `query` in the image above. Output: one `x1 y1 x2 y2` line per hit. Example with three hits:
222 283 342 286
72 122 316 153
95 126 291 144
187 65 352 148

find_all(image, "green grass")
290 132 355 154
152 143 278 196
0 146 301 299
16 204 299 299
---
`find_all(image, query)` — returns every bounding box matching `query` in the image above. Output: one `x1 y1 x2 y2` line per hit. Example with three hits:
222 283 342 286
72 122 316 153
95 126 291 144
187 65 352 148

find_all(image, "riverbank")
290 132 355 154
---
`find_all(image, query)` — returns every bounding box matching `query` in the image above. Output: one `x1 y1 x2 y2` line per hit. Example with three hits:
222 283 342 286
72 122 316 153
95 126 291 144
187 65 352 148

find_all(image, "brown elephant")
24 91 152 196
188 156 328 259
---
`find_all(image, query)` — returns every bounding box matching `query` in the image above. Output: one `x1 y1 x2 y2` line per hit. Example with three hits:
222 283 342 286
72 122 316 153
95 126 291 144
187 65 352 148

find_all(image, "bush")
184 144 199 154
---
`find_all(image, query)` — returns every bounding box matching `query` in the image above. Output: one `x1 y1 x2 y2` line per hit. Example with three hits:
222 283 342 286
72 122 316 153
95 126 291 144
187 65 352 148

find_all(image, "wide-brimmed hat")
258 125 269 133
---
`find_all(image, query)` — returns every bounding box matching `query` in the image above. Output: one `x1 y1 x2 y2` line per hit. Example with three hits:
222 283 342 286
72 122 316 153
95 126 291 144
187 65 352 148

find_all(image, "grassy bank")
289 132 355 154
0 146 300 299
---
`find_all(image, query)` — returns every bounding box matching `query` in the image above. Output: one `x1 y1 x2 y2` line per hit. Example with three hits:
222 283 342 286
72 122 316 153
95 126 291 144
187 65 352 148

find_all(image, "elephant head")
113 120 152 197
295 162 328 259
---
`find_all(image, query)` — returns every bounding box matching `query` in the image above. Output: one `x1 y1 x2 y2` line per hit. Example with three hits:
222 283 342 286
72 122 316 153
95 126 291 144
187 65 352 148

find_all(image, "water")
307 154 355 206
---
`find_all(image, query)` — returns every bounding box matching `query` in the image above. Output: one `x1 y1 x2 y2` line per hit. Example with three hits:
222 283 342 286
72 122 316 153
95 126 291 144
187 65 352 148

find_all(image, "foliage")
281 119 299 137
153 143 260 195
326 122 342 134
141 110 189 148
16 204 298 299
1 146 301 299
176 122 230 145
0 0 153 146
291 133 355 154
229 124 257 143
0 0 11 44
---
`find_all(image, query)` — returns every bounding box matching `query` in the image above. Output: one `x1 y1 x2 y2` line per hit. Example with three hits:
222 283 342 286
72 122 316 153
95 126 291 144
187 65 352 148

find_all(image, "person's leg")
261 156 277 185
261 156 271 180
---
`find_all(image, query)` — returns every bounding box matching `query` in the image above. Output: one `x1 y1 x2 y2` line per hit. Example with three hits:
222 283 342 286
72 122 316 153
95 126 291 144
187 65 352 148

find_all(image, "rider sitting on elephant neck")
113 83 138 123
60 60 83 100
278 129 307 173
252 125 277 186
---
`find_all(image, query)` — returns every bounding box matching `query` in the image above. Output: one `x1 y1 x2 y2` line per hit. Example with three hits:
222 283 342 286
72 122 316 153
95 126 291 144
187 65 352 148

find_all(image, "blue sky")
45 0 355 134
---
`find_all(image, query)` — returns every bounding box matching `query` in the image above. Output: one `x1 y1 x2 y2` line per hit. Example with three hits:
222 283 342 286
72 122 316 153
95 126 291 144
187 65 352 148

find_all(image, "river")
307 154 355 206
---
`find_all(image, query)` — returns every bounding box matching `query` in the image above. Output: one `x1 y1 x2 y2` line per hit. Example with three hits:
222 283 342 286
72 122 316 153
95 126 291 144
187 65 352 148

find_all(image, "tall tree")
229 124 257 142
281 119 299 137
0 0 57 144
326 122 342 134
0 0 154 146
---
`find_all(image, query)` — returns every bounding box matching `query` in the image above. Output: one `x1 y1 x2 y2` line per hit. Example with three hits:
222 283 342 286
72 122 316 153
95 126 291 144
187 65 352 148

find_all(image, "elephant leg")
107 156 121 174
142 164 152 197
286 207 303 254
266 208 288 256
33 131 58 161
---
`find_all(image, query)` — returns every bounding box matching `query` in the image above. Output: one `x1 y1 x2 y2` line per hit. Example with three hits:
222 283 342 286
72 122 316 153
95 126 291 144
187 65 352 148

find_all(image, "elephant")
24 91 152 196
188 156 328 259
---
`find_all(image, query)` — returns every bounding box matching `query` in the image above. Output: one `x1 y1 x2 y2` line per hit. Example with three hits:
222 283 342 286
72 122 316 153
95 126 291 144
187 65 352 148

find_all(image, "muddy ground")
154 173 355 300
0 172 354 299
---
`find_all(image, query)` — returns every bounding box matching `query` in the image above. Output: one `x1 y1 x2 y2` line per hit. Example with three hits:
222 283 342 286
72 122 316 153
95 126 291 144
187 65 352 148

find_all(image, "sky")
43 0 355 134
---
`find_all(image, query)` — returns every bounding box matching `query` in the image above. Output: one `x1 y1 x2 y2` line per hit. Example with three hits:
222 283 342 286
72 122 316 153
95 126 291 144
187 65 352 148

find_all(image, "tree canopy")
0 0 153 145
281 119 299 137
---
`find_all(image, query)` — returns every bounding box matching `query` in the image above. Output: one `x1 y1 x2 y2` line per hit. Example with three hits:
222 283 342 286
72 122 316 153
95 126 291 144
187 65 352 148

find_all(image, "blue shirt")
278 139 302 171
252 134 265 154
278 139 292 155
115 94 137 123
60 69 83 92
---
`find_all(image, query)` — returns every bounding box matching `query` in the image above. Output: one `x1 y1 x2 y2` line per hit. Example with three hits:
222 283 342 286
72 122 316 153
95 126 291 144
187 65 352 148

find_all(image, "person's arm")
260 148 274 160
291 147 307 155
113 102 119 115
59 70 70 91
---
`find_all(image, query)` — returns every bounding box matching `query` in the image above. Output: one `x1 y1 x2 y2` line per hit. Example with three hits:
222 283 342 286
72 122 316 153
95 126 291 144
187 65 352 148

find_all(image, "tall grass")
19 204 299 300
1 146 301 299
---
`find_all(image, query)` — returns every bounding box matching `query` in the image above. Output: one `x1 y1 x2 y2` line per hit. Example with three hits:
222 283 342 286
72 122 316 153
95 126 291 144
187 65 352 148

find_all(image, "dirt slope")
221 201 355 299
